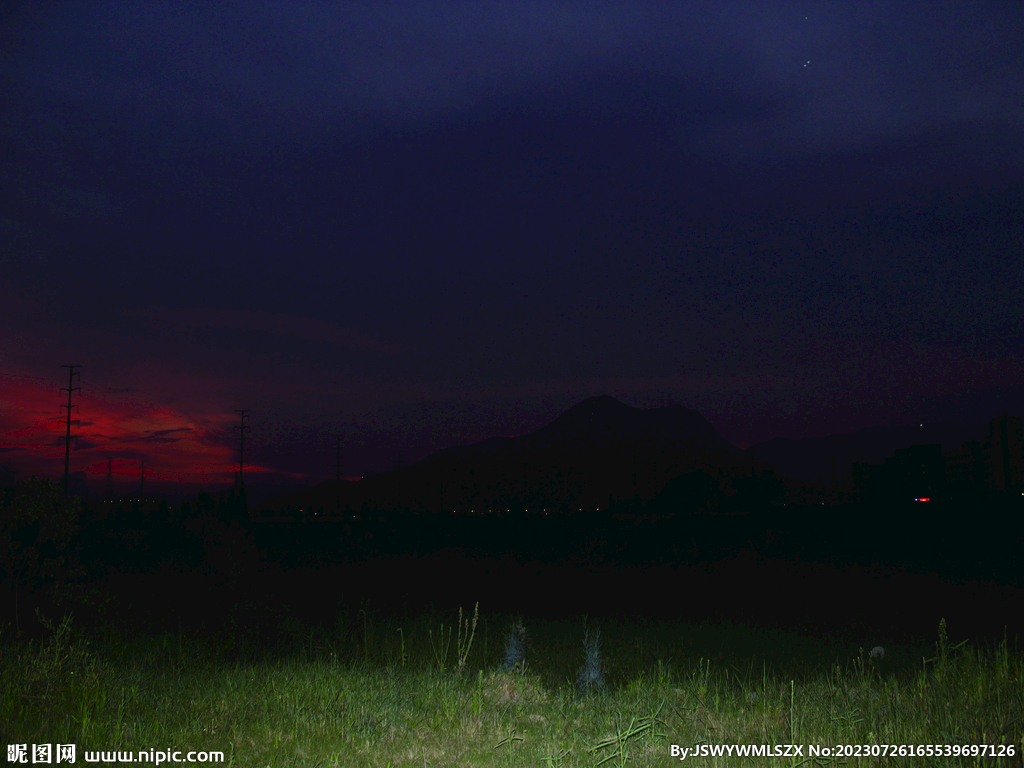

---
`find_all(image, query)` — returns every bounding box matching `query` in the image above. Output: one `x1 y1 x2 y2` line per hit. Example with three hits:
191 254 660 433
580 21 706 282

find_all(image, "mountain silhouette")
254 395 748 516
252 399 1005 518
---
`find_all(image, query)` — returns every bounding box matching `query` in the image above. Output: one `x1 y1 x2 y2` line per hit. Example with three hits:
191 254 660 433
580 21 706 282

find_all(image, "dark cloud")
1 0 1022 489
108 431 190 445
8 2 1021 158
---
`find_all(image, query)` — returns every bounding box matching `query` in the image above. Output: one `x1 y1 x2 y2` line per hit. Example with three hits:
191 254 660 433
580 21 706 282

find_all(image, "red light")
915 497 931 502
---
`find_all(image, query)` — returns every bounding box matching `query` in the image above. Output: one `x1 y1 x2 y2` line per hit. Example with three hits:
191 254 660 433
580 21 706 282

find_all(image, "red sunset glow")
0 372 267 493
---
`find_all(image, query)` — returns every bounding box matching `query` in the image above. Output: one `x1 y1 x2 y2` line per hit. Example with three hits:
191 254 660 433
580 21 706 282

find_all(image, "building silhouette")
854 412 1023 502
853 443 943 502
944 440 985 493
944 412 1023 496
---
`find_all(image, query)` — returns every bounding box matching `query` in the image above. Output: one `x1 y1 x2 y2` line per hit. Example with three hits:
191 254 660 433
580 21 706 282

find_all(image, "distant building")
983 412 1024 491
944 412 1023 495
852 413 1024 503
889 443 944 499
943 440 984 493
853 444 943 502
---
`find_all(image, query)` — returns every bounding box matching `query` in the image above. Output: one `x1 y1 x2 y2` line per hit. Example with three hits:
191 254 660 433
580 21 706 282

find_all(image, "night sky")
2 1 1022 500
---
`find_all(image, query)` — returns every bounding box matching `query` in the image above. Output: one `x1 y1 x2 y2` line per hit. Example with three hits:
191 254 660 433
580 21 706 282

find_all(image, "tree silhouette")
0 477 85 630
655 471 723 514
731 468 786 513
224 478 249 525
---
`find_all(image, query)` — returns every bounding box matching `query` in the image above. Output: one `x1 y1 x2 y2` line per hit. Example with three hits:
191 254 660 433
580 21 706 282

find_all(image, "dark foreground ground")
6 495 1009 661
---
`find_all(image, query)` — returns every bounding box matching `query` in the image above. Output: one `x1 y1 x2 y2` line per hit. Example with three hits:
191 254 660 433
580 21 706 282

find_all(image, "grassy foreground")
1 609 1021 767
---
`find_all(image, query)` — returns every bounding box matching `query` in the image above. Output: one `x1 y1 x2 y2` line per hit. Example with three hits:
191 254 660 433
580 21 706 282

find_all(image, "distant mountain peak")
255 393 745 514
556 395 636 419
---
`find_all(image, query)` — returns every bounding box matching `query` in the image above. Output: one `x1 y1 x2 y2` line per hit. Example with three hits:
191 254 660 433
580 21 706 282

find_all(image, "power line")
59 364 81 497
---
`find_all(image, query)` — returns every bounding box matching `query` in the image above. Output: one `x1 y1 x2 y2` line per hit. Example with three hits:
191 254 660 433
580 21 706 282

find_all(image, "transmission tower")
235 410 250 488
105 457 113 498
59 364 81 497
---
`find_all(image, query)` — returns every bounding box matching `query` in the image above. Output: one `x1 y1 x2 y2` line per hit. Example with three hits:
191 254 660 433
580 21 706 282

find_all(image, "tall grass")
2 608 1020 767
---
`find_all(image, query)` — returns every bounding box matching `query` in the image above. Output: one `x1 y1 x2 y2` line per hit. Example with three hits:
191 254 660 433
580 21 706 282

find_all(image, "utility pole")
59 364 81 497
105 457 113 498
235 410 250 489
140 460 145 497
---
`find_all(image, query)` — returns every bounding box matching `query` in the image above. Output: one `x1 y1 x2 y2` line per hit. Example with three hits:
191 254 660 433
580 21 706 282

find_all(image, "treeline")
0 477 264 638
247 472 1024 590
257 466 793 519
3 471 1021 647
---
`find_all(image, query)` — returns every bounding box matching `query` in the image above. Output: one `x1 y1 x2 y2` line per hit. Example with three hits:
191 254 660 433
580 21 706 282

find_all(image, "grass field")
2 607 1021 767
